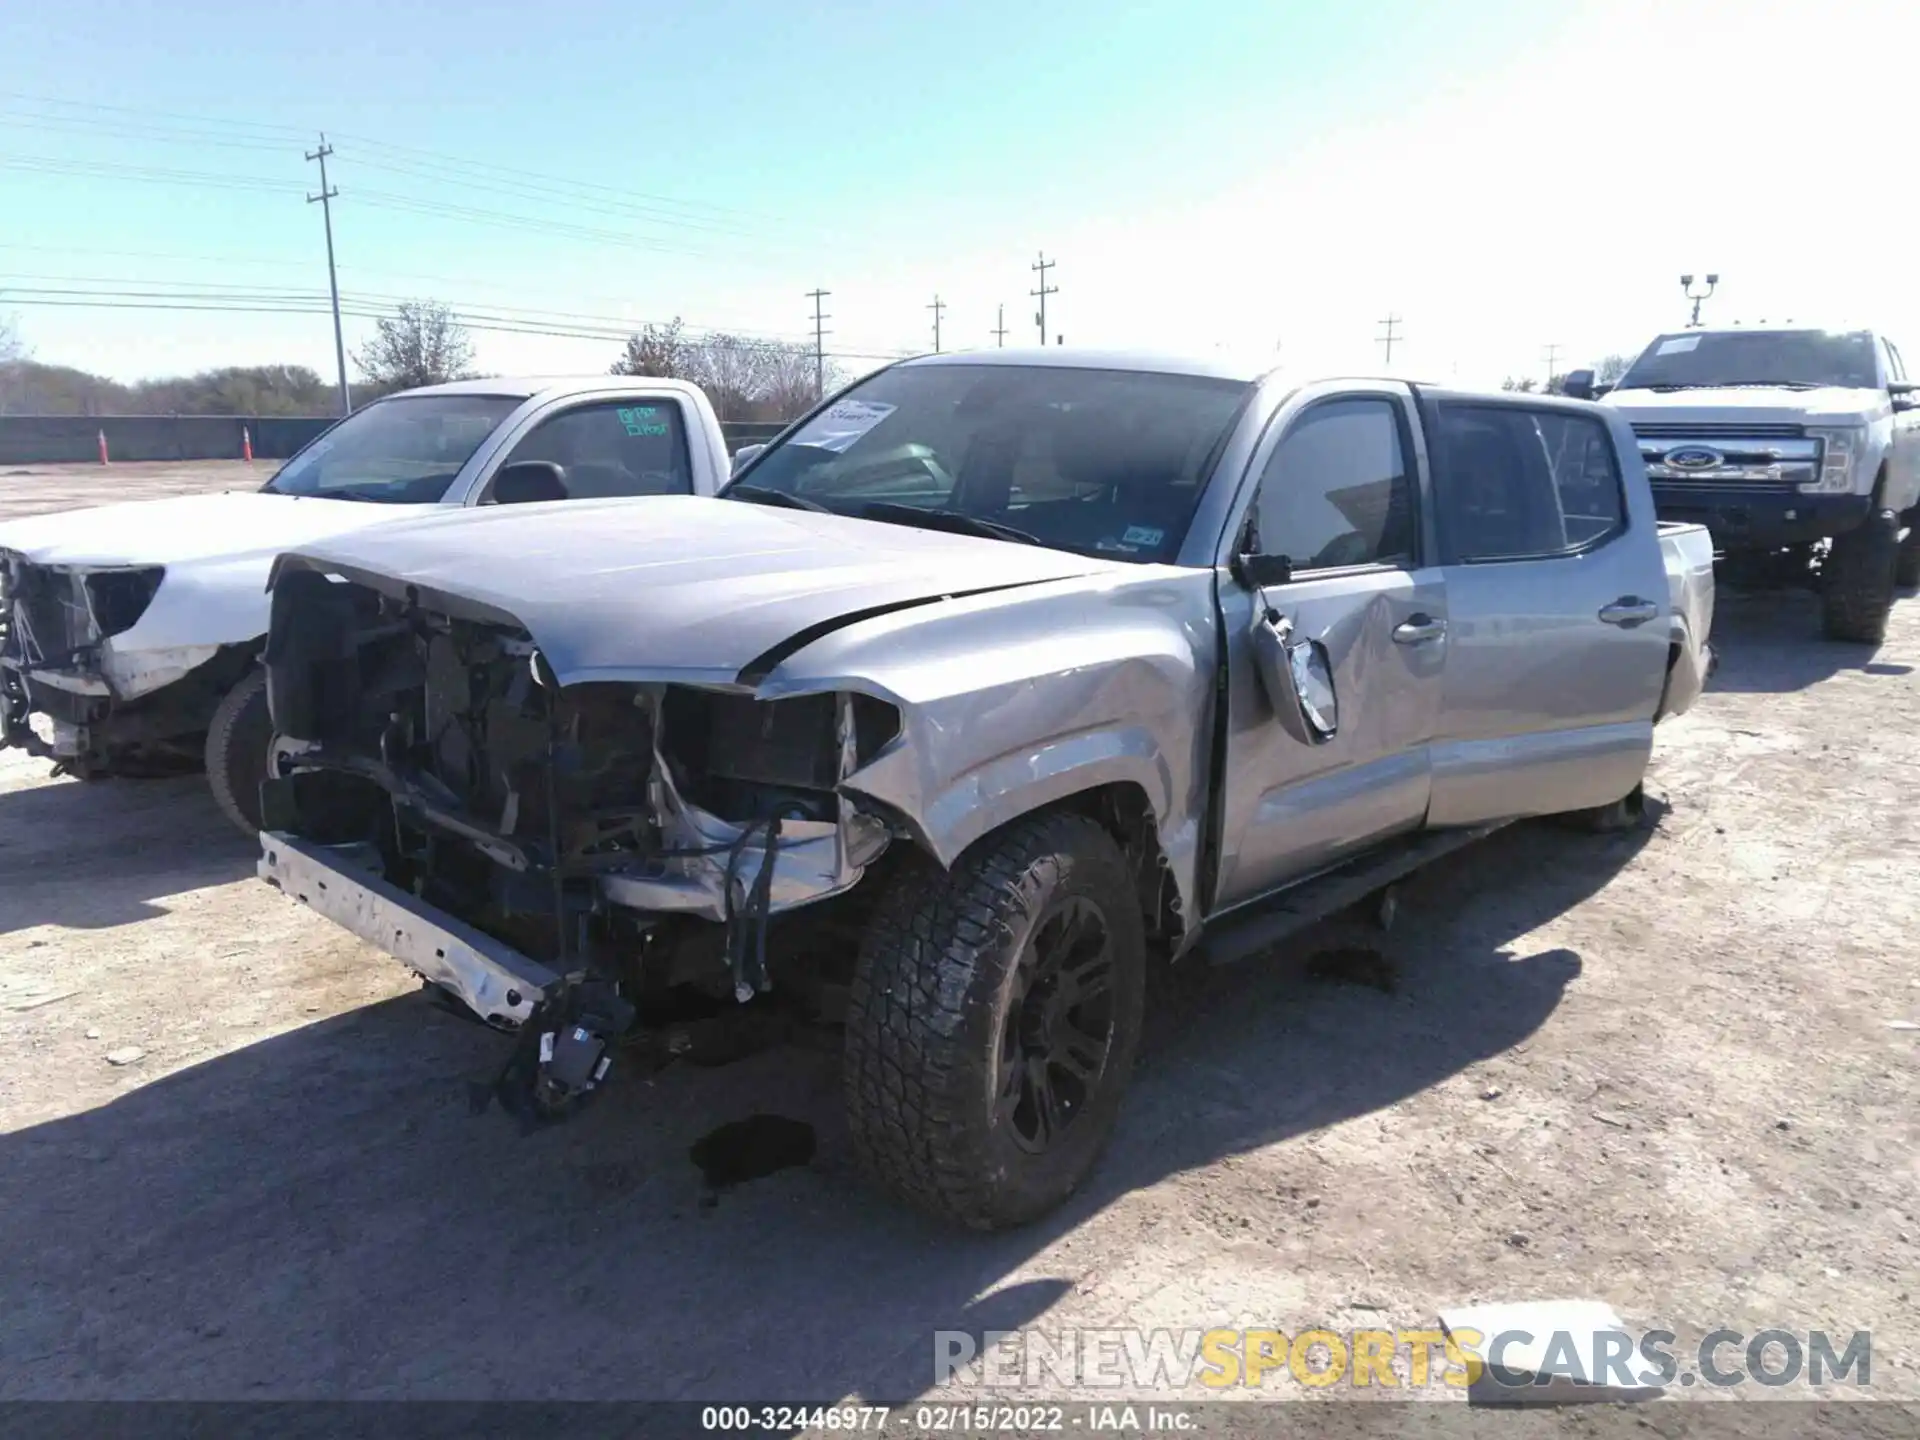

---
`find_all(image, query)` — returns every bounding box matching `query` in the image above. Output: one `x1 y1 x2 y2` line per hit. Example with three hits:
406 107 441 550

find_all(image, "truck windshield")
724 363 1250 562
263 394 522 503
1617 330 1878 392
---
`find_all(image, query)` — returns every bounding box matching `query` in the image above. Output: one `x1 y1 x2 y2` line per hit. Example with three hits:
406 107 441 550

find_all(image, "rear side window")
498 400 693 499
1434 405 1625 562
1252 397 1416 572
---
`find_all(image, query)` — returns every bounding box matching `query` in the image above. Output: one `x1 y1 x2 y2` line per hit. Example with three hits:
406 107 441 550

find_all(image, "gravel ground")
0 462 1915 1409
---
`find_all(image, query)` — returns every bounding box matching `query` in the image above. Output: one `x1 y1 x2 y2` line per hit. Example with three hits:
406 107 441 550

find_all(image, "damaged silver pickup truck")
255 350 1715 1229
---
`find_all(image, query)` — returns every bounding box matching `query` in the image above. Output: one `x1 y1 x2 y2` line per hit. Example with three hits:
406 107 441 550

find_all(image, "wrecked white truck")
255 350 1715 1229
0 376 730 832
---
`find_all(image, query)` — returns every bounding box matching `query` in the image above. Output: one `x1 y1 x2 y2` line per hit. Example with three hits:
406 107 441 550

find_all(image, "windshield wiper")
857 501 1042 546
725 484 831 513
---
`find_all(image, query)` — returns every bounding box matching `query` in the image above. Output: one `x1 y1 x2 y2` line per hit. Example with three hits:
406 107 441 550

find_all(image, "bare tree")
762 341 833 418
609 318 691 378
1500 376 1539 392
353 301 475 394
611 323 828 421
0 311 24 365
1594 353 1634 385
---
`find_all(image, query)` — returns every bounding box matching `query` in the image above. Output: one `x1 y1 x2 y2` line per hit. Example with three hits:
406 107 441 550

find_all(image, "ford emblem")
1665 445 1724 471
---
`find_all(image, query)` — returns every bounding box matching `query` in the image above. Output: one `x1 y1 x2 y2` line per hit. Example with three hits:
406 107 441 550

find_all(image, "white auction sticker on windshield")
800 399 896 453
1655 336 1701 355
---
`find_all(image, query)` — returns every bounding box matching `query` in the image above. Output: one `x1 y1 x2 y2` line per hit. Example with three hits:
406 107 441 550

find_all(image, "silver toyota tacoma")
253 350 1715 1229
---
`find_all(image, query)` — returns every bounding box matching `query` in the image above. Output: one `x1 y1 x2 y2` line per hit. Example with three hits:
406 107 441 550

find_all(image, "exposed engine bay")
259 567 902 1122
1 551 227 774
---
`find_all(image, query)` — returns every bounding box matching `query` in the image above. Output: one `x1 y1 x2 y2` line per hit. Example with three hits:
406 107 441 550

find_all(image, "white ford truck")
0 376 732 830
1568 326 1920 643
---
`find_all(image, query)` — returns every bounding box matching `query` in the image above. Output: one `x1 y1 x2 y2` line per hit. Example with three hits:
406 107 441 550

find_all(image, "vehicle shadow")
0 815 1649 1402
0 768 255 935
1703 587 1913 693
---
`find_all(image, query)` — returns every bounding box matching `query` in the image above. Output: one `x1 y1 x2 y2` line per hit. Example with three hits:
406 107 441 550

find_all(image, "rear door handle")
1598 596 1661 628
1392 614 1447 645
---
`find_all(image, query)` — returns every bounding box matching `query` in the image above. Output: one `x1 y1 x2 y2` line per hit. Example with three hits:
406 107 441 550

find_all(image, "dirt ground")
1 461 1916 1408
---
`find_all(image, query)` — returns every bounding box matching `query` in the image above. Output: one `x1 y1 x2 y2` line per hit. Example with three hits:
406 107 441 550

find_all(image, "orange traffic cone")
242 426 254 462
97 428 109 465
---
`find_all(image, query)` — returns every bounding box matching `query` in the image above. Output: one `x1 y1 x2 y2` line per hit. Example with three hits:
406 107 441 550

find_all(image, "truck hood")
1604 385 1886 428
0 490 413 568
277 494 1129 687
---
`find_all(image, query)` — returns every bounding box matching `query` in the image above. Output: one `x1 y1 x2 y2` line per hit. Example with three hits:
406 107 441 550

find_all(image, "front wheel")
205 667 273 836
1822 510 1900 644
843 812 1146 1230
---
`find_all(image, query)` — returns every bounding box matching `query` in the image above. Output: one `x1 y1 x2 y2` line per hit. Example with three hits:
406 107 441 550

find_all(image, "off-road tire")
844 811 1147 1230
1895 510 1920 589
205 667 272 836
1821 509 1900 644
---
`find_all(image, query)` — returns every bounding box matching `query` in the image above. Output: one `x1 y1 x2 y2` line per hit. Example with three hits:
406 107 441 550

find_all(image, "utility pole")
1031 252 1058 345
1543 342 1561 391
805 288 831 398
1377 313 1402 366
305 134 351 417
928 293 946 353
1681 273 1719 328
992 303 1008 348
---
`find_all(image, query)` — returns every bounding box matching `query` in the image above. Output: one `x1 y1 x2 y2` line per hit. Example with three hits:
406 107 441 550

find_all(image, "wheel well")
1044 783 1185 958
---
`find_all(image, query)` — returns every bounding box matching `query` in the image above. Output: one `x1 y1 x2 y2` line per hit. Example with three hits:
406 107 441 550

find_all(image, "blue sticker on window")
617 406 670 438
1121 525 1164 547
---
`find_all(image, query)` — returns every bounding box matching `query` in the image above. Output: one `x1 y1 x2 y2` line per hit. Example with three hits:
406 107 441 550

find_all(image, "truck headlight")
83 566 165 637
1803 427 1865 495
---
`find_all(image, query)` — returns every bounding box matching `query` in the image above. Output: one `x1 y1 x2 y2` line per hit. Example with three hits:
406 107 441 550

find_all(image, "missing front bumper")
258 831 558 1027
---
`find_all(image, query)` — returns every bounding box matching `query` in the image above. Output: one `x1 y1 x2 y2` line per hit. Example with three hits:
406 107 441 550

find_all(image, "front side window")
726 363 1250 562
1250 397 1415 572
264 394 520 503
1434 404 1624 562
497 399 693 499
1616 329 1878 391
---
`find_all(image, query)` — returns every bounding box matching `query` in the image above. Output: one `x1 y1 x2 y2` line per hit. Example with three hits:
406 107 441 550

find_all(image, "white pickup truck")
0 376 731 830
1568 326 1920 643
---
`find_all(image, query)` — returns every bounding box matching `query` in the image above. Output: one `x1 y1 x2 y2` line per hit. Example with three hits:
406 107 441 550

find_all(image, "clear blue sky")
2 0 1907 386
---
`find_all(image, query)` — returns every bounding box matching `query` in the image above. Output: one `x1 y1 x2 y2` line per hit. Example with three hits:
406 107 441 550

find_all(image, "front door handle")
1392 614 1447 645
1598 596 1661 628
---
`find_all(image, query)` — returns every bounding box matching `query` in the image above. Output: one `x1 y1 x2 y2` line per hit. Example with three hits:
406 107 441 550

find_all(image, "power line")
806 289 831 398
1377 313 1402 365
0 292 911 362
306 134 351 417
928 293 946 353
1031 253 1058 345
0 92 808 235
993 303 1008 348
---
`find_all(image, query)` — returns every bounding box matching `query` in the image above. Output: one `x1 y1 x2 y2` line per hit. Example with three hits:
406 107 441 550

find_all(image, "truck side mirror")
731 444 766 474
1561 369 1597 401
490 460 569 505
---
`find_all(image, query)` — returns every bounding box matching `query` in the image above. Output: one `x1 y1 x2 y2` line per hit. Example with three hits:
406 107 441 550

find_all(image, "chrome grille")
1631 426 1821 487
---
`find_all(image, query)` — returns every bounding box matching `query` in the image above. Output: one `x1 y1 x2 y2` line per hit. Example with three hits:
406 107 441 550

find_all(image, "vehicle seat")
1071 420 1195 551
1450 423 1566 558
